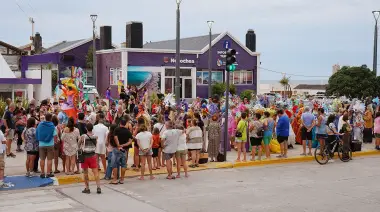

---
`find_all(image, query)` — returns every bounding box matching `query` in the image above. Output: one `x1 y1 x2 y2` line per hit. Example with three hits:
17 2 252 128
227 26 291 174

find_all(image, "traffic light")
226 49 236 72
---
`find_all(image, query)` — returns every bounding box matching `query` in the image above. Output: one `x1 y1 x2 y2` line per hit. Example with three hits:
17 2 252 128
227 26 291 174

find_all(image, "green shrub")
240 89 255 101
211 83 236 97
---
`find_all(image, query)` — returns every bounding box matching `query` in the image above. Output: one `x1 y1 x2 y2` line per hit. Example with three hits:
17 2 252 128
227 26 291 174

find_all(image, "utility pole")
207 21 214 97
90 14 98 87
372 11 380 76
175 0 182 107
29 17 35 55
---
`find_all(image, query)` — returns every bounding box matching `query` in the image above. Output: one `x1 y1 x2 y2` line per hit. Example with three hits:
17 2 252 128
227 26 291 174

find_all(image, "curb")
55 150 380 186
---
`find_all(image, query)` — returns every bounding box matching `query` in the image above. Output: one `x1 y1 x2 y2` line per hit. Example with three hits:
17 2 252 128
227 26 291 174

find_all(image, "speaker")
100 26 112 50
246 29 256 52
126 22 143 48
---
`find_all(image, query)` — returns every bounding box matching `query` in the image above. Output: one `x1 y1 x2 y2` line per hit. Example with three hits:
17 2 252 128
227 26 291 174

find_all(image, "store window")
197 71 223 85
165 69 192 76
229 71 253 85
110 68 123 85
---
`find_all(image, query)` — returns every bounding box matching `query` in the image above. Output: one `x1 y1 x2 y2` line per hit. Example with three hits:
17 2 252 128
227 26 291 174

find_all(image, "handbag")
235 121 247 138
77 136 85 163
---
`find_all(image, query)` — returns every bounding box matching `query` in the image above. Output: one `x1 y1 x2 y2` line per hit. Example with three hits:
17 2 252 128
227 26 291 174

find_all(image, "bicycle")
314 135 352 165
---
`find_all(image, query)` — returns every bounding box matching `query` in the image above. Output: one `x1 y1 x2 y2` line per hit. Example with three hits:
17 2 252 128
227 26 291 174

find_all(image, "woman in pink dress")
228 110 237 150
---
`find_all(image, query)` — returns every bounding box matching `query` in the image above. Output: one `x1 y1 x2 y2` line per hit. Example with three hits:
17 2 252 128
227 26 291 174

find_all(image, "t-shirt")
4 110 15 129
326 123 337 135
161 129 180 154
77 122 87 135
93 123 109 146
276 115 290 137
152 134 161 148
177 130 187 151
39 128 57 147
301 112 315 128
249 120 263 138
114 127 133 150
0 131 6 154
58 111 68 125
153 123 166 137
136 131 153 150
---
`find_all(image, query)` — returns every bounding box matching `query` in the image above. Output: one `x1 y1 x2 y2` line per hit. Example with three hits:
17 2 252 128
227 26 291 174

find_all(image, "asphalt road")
1 156 380 212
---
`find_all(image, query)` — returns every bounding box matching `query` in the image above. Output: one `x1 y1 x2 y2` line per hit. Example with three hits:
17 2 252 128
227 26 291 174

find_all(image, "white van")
83 85 99 102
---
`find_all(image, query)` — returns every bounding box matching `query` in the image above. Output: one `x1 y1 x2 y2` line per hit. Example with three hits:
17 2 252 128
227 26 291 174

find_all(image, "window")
229 71 253 85
110 68 123 85
197 71 223 85
165 69 192 76
83 69 93 85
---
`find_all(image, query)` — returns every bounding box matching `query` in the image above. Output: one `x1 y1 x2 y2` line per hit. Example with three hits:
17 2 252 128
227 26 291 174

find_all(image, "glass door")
182 78 192 99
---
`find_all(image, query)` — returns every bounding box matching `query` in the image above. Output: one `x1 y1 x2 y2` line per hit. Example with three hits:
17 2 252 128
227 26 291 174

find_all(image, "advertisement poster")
126 66 161 92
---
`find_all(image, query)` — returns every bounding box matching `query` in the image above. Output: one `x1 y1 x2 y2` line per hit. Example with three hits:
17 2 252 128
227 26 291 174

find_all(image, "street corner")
352 150 380 157
214 162 233 169
0 175 54 191
56 175 84 185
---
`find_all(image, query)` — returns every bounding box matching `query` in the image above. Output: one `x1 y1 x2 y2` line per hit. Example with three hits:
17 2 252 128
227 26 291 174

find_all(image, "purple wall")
127 52 197 67
97 52 122 97
21 53 60 77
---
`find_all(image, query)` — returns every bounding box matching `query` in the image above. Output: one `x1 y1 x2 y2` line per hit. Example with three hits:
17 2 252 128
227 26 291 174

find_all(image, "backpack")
257 126 264 138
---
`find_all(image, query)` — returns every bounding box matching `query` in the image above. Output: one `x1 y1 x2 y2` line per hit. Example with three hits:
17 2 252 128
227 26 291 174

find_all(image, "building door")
182 78 192 99
164 68 193 99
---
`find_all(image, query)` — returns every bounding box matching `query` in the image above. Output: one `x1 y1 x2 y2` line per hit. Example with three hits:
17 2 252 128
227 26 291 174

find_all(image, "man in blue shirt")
276 109 290 158
300 107 316 156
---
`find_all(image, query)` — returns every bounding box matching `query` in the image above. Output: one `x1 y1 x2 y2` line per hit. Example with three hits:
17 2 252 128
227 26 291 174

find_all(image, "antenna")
29 17 35 52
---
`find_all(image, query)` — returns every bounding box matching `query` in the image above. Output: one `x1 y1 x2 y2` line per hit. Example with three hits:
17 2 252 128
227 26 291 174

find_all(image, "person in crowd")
161 121 179 180
22 117 38 177
235 112 248 162
86 106 97 125
113 105 125 126
93 113 109 172
262 111 274 159
105 124 117 180
186 119 203 167
363 105 374 144
52 115 63 174
175 125 188 178
79 123 101 194
326 114 340 162
151 127 161 170
316 108 327 152
249 113 263 161
153 115 166 167
300 107 315 156
374 112 380 150
340 114 352 154
3 103 16 157
61 117 80 175
0 129 6 187
36 113 57 178
14 108 27 152
111 119 133 184
276 109 290 158
107 102 117 124
136 124 154 180
207 114 220 162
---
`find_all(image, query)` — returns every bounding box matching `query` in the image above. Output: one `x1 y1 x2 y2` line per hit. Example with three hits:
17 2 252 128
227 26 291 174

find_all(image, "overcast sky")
1 0 379 80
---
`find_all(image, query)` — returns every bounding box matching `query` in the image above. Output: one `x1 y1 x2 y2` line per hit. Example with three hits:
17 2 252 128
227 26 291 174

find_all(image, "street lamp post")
372 11 380 76
175 0 182 108
90 14 98 87
207 21 214 98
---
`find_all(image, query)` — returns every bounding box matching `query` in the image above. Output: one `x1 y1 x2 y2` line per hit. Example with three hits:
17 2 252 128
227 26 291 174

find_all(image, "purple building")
97 31 261 99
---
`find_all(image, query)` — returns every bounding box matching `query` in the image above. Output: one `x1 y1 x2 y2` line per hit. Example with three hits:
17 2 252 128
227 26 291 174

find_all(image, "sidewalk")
4 143 380 186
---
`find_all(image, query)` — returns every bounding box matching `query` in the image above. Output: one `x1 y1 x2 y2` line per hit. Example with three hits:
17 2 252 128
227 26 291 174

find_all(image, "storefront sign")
217 50 239 58
163 57 195 64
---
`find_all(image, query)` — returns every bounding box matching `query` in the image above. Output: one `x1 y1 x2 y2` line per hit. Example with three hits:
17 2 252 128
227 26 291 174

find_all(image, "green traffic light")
227 64 236 72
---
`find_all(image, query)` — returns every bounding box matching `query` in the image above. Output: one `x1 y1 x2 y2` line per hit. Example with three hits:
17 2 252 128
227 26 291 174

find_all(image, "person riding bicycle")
326 114 343 161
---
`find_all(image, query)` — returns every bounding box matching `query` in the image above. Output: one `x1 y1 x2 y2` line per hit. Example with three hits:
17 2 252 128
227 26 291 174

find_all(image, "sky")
1 0 379 80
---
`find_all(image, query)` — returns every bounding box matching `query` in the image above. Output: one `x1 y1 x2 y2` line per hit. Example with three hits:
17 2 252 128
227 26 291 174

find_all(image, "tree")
326 65 377 99
279 75 292 98
86 46 94 69
212 82 236 97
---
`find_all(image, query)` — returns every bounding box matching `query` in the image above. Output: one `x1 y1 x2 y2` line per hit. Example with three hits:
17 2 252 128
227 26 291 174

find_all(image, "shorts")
175 150 188 157
27 151 38 156
152 148 159 158
5 129 15 140
81 155 98 169
277 136 289 144
263 135 272 145
375 133 380 138
250 137 262 146
301 127 313 141
235 138 246 143
110 149 127 169
316 134 327 140
163 153 175 161
0 154 4 170
139 149 153 156
39 146 54 160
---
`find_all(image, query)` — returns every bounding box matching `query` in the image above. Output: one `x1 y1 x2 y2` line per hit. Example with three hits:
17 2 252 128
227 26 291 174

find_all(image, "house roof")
43 39 85 53
0 41 25 54
143 34 221 51
294 84 328 90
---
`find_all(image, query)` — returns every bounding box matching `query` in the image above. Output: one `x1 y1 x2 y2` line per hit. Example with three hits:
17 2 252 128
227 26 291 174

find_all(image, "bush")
240 89 255 101
211 83 236 97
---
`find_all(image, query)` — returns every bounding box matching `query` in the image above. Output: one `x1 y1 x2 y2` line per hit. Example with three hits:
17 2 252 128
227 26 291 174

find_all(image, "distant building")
332 64 340 75
293 84 328 96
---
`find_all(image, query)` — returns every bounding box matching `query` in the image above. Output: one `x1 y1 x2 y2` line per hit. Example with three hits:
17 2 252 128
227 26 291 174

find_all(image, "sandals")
166 176 175 180
109 181 119 185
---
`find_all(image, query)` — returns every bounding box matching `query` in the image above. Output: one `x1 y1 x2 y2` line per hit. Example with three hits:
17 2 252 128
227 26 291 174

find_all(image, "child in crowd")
152 127 161 170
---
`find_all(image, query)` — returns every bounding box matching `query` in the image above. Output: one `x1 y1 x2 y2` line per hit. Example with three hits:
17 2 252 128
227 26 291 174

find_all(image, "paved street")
1 156 380 212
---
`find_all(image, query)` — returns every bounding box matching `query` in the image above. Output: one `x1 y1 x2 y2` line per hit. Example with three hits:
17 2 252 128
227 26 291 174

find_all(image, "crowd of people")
1 87 380 192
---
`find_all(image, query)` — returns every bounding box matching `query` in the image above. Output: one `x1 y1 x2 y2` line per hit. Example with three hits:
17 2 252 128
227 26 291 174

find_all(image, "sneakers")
97 187 102 194
46 173 55 178
82 188 90 194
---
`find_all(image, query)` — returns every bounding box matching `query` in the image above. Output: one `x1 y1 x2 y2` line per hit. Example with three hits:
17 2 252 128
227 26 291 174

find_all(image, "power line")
13 0 29 18
258 66 330 78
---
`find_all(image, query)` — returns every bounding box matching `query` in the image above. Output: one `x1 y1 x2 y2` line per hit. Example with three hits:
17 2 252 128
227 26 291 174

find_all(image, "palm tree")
279 76 291 98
